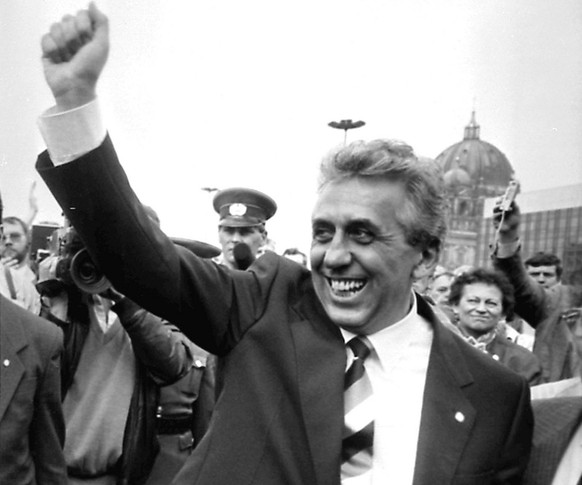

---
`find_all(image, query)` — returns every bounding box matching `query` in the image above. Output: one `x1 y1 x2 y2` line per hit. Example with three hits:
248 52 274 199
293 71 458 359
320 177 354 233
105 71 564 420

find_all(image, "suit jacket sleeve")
493 251 550 328
37 136 262 355
112 296 194 384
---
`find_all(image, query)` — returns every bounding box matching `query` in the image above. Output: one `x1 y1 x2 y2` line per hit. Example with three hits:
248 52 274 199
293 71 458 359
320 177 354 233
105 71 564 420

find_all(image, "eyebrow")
311 217 379 228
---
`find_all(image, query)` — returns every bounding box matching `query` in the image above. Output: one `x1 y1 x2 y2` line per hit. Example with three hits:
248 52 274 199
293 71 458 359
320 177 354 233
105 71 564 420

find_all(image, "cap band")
218 203 266 226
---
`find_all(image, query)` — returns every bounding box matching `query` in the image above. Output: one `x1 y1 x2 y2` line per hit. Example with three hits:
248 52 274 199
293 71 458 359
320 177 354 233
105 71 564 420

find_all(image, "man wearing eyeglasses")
0 217 40 313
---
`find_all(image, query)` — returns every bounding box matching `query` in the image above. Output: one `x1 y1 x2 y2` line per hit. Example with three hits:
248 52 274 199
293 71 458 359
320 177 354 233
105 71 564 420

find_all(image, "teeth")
329 278 366 294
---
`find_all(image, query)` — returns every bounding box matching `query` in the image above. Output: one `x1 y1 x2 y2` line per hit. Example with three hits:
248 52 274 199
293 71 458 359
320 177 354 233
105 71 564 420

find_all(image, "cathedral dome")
443 167 471 188
436 111 514 193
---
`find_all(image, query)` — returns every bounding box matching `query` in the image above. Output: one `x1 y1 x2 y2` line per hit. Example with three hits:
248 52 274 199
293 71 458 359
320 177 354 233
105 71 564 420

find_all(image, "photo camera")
36 227 111 297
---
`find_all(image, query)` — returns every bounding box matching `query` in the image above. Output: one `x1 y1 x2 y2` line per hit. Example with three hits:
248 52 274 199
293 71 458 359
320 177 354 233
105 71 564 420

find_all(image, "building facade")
478 185 582 285
435 112 582 284
435 111 514 270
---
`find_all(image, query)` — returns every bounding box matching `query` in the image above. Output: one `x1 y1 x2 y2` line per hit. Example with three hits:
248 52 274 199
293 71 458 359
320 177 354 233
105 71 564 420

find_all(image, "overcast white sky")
1 0 581 254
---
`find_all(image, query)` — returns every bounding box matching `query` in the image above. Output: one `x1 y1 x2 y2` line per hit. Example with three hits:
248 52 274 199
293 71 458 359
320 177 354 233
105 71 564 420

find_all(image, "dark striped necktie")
341 336 375 479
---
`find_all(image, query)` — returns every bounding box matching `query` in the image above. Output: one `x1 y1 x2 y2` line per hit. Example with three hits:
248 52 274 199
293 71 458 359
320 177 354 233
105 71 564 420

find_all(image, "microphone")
233 243 255 270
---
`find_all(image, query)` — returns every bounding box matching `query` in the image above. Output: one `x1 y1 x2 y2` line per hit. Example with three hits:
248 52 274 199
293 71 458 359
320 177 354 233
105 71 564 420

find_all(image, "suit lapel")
292 291 345 485
413 296 476 485
0 299 28 423
290 291 479 485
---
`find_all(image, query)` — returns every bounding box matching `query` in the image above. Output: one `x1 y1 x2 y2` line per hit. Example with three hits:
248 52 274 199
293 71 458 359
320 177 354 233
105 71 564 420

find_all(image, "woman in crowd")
449 267 542 385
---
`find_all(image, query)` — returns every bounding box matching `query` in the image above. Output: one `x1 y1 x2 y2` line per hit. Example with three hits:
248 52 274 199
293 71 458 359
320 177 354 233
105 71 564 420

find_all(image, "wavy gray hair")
318 139 447 251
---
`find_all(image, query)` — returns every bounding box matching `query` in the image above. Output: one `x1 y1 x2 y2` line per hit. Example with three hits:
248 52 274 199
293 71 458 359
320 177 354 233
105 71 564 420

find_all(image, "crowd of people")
1 4 582 485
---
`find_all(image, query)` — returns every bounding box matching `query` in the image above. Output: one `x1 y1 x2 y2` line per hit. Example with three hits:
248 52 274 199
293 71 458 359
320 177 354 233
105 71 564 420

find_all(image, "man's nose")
323 235 351 267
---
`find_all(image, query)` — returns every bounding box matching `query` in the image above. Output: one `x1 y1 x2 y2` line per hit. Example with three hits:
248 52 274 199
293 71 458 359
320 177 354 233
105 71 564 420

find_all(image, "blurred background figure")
524 252 582 322
1 216 40 314
493 200 582 383
525 252 564 290
427 268 454 308
282 247 308 267
426 268 455 322
453 264 474 278
0 182 43 314
448 267 542 385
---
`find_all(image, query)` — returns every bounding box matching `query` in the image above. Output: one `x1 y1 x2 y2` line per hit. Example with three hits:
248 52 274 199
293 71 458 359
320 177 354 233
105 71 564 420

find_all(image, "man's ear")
412 247 439 281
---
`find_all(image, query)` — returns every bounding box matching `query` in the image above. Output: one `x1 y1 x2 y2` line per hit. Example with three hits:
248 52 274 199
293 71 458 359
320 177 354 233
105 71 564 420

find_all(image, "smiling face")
310 177 438 335
452 282 505 338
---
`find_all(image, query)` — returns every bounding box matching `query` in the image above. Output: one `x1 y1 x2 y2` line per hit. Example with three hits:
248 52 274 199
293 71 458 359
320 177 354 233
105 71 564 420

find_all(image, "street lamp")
201 187 219 194
328 119 366 144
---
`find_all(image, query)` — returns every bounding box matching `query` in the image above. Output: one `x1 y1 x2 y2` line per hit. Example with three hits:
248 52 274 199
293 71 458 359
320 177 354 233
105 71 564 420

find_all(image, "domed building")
435 111 516 270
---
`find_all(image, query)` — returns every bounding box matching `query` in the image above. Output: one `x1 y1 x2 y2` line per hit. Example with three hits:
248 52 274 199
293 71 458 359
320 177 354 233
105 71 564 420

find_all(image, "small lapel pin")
454 411 465 423
3 359 10 367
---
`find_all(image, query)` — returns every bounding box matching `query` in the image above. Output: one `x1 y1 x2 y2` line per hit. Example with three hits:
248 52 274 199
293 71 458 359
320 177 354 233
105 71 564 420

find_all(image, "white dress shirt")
341 293 433 485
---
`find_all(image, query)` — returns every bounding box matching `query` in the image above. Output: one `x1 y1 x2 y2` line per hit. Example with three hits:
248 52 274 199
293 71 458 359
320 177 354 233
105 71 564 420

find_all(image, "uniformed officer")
212 187 277 270
142 208 221 485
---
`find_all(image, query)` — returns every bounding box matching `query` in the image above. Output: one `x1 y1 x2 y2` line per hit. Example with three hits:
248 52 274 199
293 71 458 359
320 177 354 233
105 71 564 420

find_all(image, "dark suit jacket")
0 295 67 484
494 253 581 383
486 334 542 386
37 136 533 485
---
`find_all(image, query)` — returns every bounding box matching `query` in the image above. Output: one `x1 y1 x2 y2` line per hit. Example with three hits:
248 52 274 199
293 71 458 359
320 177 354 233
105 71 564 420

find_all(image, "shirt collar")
340 292 430 367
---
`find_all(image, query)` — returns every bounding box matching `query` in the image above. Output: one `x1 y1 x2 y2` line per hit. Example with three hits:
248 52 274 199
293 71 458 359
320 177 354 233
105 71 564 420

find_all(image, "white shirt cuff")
37 100 106 165
495 239 520 259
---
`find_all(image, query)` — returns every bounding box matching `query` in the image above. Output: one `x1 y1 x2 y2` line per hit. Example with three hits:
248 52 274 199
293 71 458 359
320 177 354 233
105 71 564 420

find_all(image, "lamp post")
201 187 219 194
328 119 366 144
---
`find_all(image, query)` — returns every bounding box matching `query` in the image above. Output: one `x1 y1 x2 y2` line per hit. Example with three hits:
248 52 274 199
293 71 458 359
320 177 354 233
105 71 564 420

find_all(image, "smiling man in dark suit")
36 5 533 484
0 193 67 484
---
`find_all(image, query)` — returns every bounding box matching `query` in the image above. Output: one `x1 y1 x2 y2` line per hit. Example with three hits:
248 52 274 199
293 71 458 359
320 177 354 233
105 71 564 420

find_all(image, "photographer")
38 227 194 485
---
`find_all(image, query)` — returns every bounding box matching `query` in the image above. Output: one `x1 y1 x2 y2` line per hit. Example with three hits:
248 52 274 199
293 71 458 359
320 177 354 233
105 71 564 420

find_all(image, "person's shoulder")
255 251 310 280
452 331 528 389
1 295 62 349
494 335 537 360
252 251 314 303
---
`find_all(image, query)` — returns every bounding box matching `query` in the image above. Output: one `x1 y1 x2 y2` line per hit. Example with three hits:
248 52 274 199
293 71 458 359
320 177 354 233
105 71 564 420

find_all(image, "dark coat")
486 334 543 386
38 136 533 485
0 295 67 484
494 253 581 383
